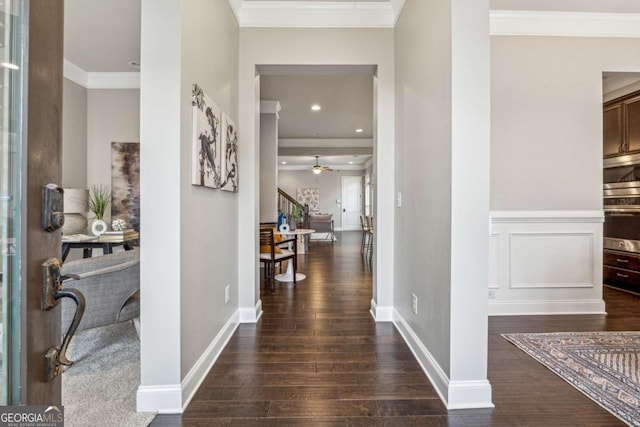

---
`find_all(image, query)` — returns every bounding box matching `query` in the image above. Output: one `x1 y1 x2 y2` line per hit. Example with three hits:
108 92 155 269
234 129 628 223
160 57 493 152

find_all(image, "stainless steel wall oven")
603 154 640 293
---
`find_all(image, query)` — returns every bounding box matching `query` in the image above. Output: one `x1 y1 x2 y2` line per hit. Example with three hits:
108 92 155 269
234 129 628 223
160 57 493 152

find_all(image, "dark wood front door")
1 0 64 405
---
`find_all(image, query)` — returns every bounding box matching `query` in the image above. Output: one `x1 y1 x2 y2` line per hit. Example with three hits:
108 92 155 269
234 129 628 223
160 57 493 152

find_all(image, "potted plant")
88 185 110 235
291 204 303 230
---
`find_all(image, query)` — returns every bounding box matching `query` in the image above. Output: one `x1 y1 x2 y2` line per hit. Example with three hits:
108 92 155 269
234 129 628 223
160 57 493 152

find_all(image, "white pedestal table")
273 228 315 282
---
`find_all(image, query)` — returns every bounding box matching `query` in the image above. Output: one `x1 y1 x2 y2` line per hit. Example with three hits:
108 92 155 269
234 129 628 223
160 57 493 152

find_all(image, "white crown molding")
364 157 374 170
279 138 373 148
228 0 402 28
63 59 88 87
278 164 366 171
260 100 282 117
490 11 640 38
63 59 140 89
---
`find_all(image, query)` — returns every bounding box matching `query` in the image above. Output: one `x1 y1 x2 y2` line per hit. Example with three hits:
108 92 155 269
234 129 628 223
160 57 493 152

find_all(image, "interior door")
0 0 64 406
341 176 362 231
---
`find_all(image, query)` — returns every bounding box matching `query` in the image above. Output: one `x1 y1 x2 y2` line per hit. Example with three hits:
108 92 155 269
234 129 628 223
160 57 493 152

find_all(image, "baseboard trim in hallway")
392 308 494 410
180 310 240 410
239 299 263 323
137 310 240 414
370 298 393 321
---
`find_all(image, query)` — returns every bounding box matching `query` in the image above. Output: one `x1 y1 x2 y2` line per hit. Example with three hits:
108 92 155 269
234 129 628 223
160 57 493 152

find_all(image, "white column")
448 0 492 408
138 0 183 412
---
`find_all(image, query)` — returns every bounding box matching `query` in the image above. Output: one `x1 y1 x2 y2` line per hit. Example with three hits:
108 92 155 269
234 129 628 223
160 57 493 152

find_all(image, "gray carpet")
504 331 640 427
62 321 156 427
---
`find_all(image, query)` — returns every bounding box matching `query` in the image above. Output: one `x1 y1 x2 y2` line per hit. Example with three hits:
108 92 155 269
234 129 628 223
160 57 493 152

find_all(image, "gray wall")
278 169 363 229
395 0 453 375
62 78 87 188
179 0 239 379
491 36 640 210
260 113 278 222
87 89 140 223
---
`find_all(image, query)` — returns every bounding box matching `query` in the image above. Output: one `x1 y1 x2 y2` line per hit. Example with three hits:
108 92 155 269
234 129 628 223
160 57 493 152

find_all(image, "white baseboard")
180 310 240 410
239 299 263 323
137 310 240 413
489 299 606 316
447 380 494 409
393 309 494 409
369 299 393 321
137 384 182 414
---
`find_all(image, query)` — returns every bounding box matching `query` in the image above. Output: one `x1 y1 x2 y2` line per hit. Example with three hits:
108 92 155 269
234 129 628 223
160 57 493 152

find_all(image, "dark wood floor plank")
267 399 380 417
151 232 638 426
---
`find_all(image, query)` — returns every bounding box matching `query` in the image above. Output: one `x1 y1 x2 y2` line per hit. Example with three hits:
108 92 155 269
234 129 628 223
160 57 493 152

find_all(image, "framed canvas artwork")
220 113 239 192
111 142 140 231
297 188 320 211
192 83 222 189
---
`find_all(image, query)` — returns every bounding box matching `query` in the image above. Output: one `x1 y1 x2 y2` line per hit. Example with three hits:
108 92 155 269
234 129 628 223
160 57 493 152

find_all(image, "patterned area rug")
503 332 640 426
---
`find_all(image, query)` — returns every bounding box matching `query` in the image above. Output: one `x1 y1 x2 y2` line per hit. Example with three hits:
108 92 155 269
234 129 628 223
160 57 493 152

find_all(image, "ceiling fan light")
313 167 322 175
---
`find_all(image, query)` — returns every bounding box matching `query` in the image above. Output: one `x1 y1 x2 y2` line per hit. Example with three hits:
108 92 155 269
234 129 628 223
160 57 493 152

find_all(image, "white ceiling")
261 74 374 139
259 65 374 169
64 0 141 72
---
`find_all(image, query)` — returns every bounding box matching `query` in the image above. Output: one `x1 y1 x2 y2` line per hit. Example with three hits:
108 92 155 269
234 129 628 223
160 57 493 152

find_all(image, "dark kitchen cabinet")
604 90 640 158
625 95 640 153
604 249 640 294
604 104 623 156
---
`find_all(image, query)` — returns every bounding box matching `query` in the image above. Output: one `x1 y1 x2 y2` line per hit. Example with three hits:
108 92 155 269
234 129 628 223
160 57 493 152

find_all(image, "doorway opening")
257 64 377 303
602 71 640 295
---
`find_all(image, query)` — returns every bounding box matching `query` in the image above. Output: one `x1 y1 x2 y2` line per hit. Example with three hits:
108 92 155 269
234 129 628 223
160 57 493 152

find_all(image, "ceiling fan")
312 156 333 174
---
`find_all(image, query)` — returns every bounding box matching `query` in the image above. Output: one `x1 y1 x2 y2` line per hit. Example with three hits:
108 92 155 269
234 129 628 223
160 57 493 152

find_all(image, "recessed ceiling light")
349 161 354 165
128 60 141 70
2 62 18 70
281 161 287 165
311 104 321 111
355 128 364 133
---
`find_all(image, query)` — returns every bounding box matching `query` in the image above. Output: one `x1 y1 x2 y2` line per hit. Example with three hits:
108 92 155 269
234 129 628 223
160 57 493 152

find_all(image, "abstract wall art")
220 113 239 192
192 83 222 189
111 142 140 231
297 188 320 211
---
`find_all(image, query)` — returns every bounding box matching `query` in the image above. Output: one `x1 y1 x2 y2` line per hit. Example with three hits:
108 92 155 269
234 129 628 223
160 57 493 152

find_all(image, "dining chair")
259 227 297 292
359 215 370 254
365 216 374 264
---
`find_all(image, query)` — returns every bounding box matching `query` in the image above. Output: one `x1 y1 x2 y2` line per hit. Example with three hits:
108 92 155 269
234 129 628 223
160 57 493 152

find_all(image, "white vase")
91 219 108 236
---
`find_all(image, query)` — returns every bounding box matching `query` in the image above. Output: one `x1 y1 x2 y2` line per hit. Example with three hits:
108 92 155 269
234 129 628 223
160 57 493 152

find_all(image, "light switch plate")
397 192 402 208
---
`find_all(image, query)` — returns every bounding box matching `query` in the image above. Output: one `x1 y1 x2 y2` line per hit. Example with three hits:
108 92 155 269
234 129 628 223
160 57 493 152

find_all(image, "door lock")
41 183 64 232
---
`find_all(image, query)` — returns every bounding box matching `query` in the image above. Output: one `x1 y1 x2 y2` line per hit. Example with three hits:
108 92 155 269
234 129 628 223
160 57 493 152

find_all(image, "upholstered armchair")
61 248 140 333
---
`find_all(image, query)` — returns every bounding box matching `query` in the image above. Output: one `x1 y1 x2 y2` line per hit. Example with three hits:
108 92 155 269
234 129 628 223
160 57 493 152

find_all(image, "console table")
61 234 138 262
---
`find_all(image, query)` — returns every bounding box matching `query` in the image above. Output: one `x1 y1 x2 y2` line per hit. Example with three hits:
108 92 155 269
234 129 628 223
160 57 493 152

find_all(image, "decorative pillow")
260 245 281 254
261 228 283 254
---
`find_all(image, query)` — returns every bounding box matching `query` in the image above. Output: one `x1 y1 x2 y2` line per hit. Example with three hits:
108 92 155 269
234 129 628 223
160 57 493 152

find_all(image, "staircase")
278 188 309 228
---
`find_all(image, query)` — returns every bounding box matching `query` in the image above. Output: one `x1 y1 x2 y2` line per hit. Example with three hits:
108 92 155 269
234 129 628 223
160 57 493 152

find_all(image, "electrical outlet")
411 293 418 315
488 290 495 299
225 285 230 304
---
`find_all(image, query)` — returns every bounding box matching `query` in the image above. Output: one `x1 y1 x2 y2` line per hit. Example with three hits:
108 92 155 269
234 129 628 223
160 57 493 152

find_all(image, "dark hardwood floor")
152 231 640 426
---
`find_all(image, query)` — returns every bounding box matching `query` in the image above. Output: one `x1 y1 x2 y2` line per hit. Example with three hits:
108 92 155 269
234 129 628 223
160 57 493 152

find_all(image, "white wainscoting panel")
489 211 605 316
509 232 594 289
489 234 500 290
